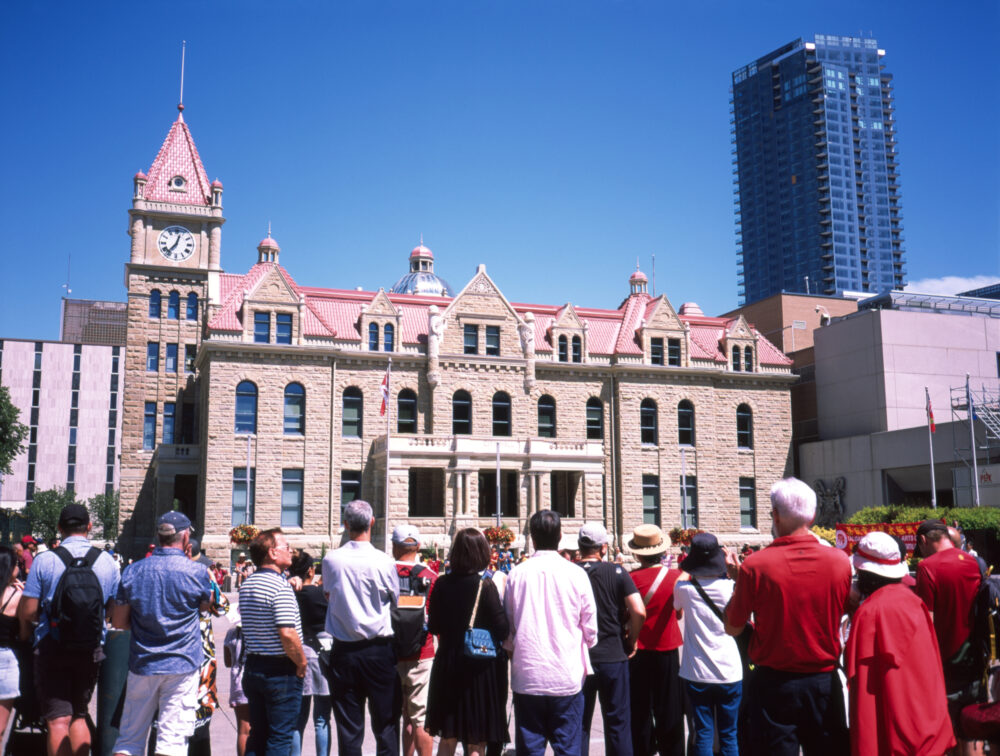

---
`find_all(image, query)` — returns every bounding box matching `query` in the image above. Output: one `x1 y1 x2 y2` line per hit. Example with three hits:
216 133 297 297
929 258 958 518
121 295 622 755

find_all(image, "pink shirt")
503 551 598 696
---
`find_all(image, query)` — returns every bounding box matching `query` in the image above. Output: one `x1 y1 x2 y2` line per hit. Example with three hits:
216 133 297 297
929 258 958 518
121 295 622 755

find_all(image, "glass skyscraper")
731 35 904 305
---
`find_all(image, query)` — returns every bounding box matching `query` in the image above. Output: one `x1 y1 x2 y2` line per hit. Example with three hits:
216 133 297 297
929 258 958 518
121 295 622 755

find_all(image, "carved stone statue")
427 305 444 361
518 312 535 357
814 477 846 527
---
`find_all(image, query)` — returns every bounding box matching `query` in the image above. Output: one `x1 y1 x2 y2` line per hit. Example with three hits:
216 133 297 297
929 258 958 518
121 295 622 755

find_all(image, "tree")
89 491 120 541
0 386 28 477
24 487 76 542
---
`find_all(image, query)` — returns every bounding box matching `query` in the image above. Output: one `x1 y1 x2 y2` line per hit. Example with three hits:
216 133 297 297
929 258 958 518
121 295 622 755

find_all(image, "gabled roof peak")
142 112 212 206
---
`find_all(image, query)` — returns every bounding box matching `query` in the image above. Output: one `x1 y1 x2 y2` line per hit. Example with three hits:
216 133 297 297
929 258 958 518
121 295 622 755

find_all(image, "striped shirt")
238 568 302 656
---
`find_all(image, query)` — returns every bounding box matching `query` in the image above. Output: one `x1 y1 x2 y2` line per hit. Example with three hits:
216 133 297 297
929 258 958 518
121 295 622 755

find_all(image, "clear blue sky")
1 1 997 339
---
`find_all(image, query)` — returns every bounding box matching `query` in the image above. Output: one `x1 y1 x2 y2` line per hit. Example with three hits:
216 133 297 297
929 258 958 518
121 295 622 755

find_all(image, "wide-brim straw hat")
628 524 668 556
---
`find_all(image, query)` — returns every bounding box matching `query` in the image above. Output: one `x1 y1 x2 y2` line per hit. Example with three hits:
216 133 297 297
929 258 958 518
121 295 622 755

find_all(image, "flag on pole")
926 391 936 434
380 365 390 416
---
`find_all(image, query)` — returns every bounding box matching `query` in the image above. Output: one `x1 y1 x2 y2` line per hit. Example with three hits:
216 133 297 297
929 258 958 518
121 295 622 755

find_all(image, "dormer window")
170 175 187 191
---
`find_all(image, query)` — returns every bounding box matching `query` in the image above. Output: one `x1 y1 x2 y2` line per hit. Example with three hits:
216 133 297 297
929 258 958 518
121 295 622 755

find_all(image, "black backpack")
391 564 430 658
48 546 105 651
949 566 1000 682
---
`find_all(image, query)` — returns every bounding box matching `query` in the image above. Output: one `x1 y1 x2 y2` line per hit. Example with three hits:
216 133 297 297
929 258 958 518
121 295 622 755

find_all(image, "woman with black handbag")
426 528 510 756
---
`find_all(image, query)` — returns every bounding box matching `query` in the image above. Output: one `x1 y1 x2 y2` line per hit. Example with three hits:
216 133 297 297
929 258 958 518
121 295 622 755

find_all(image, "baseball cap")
157 511 193 537
58 503 90 530
577 522 608 547
916 519 948 538
20 535 38 546
392 524 421 545
852 531 909 580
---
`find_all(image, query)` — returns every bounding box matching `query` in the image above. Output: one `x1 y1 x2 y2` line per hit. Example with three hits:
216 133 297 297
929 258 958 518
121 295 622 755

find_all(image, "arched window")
586 397 603 440
368 323 379 351
384 324 395 353
453 390 472 435
737 404 754 449
538 395 556 438
283 383 305 435
744 346 753 373
186 292 199 321
640 399 658 445
678 400 695 446
148 290 161 319
167 291 180 319
558 335 568 362
343 387 363 437
732 345 741 371
235 381 258 434
492 392 511 437
571 336 582 363
397 388 417 433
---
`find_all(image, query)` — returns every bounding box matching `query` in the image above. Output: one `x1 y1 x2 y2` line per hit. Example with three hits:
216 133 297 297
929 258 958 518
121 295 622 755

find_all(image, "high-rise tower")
731 35 904 305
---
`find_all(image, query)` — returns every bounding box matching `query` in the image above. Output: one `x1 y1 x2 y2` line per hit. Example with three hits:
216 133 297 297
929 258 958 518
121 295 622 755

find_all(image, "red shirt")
846 583 955 756
631 566 683 652
726 533 851 673
396 561 438 661
915 547 982 660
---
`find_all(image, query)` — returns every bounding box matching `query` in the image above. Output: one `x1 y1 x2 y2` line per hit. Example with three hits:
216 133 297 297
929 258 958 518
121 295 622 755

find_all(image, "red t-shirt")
725 533 851 673
631 566 683 652
915 547 982 660
846 583 955 756
396 561 438 661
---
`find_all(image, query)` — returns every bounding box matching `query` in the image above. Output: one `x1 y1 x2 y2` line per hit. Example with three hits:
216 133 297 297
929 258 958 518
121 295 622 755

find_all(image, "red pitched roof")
143 114 212 206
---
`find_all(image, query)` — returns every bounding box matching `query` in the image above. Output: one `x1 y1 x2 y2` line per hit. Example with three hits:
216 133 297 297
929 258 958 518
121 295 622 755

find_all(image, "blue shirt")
22 535 121 647
116 547 212 675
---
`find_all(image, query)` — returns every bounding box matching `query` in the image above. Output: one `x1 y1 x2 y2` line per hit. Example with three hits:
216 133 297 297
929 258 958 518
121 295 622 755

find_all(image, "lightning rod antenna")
178 41 186 112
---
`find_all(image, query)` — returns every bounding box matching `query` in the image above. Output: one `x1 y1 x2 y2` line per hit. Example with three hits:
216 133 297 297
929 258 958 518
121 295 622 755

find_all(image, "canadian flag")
380 366 390 416
926 393 936 434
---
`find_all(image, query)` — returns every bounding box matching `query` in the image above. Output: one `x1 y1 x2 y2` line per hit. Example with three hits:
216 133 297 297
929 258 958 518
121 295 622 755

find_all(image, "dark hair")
529 510 561 551
0 547 14 586
449 529 491 574
890 534 908 562
290 551 315 580
248 528 283 568
857 569 900 598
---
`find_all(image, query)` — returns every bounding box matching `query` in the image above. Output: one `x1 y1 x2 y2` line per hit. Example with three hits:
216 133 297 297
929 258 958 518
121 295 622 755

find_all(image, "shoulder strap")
643 566 669 607
54 546 74 569
468 577 485 630
689 576 726 624
0 586 17 613
82 547 102 568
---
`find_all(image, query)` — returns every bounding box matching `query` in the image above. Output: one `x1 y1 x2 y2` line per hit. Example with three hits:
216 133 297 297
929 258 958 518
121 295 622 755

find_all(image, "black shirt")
580 560 639 664
295 584 328 650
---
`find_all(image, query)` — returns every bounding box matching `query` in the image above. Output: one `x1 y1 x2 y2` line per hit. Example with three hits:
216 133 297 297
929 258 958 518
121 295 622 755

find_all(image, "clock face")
157 226 195 262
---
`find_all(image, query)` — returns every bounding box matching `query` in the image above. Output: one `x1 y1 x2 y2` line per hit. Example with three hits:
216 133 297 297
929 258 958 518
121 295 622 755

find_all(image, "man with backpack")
392 525 437 756
20 502 121 756
915 518 984 755
110 510 215 756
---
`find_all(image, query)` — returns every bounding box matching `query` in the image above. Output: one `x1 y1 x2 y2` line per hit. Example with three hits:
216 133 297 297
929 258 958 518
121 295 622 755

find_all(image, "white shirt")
503 550 598 696
672 577 743 684
321 540 399 642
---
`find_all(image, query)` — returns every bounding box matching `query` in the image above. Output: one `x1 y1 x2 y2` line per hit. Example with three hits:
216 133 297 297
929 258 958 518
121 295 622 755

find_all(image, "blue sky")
1 1 997 339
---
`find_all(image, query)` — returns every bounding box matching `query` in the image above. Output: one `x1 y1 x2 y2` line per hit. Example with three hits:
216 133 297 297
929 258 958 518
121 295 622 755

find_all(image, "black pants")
326 638 401 756
745 666 848 756
629 649 683 756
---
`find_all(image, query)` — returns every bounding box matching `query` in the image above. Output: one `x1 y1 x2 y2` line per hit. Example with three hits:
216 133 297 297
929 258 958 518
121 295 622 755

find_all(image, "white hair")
343 500 373 533
770 478 816 527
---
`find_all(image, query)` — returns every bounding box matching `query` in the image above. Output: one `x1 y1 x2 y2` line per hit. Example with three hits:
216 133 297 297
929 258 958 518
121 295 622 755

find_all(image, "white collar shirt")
321 540 399 642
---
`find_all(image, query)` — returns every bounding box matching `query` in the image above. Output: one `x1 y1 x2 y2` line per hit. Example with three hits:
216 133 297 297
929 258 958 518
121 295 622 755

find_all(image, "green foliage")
0 387 28 477
88 491 120 541
24 487 77 542
847 505 1000 538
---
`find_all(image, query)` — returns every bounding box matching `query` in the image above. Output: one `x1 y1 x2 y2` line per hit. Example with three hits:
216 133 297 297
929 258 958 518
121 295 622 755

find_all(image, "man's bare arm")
110 602 131 630
624 593 646 649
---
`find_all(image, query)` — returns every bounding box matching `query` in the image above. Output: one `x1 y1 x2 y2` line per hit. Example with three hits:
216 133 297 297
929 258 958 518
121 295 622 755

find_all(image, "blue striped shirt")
239 568 302 656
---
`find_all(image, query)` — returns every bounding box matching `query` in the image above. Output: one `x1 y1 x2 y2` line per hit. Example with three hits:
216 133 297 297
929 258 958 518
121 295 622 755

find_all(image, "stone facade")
119 110 796 562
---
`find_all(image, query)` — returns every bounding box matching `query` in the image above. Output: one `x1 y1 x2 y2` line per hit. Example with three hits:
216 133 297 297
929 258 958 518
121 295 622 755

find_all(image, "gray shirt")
321 540 399 642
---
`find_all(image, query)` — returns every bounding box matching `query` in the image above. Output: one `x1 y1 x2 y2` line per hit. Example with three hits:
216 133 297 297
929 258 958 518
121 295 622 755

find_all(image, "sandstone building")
119 107 795 560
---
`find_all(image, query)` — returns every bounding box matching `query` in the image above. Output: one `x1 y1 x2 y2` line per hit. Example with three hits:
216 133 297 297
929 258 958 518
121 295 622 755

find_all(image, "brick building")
119 107 796 560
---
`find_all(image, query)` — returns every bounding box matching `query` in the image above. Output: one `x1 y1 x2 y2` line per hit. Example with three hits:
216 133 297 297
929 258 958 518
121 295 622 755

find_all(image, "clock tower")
119 104 224 555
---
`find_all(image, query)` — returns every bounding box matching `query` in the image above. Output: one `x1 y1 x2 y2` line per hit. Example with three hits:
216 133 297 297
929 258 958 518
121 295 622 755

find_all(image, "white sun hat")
852 531 908 580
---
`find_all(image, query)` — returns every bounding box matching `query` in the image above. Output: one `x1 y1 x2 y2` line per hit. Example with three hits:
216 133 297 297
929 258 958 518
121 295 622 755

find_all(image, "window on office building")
281 469 304 528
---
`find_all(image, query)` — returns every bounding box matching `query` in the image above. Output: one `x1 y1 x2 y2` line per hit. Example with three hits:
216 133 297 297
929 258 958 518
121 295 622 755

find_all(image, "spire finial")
268 220 272 238
178 41 186 113
420 232 423 246
635 257 640 271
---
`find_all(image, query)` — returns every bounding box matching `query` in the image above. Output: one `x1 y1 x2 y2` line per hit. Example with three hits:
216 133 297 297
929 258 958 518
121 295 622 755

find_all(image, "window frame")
650 337 664 366
143 401 156 450
383 323 395 353
167 291 180 320
186 293 198 321
276 313 293 345
739 477 757 529
165 343 178 373
557 335 568 362
492 392 511 437
163 401 176 444
368 323 379 351
677 400 695 446
537 395 556 438
148 290 161 319
342 387 363 438
737 404 754 449
232 467 256 526
146 342 159 372
254 312 270 344
640 399 658 445
464 324 479 355
485 326 500 356
586 397 604 440
283 383 305 435
680 474 698 528
667 338 681 366
642 474 660 526
397 388 417 433
732 345 741 371
571 335 582 363
281 469 304 528
235 381 258 434
452 390 472 435
744 346 753 373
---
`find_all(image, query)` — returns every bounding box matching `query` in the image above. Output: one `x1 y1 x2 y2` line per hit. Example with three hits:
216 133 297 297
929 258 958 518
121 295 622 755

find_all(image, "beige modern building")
119 107 796 560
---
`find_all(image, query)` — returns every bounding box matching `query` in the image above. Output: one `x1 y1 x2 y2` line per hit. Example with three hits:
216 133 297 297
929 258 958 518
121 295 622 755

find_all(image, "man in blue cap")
111 511 215 756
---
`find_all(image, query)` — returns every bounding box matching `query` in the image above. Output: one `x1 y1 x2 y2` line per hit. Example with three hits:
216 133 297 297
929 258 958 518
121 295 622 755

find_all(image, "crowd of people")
0 475 992 755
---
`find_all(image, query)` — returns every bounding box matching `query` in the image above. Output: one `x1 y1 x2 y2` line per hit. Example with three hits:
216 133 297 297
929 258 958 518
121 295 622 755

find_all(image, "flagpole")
968 374 981 507
385 358 392 547
926 386 937 509
495 443 501 528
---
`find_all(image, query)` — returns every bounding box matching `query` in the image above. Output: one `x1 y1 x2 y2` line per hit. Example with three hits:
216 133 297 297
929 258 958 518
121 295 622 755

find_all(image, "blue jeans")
244 655 305 756
582 661 632 756
513 691 584 756
291 695 332 756
684 680 741 756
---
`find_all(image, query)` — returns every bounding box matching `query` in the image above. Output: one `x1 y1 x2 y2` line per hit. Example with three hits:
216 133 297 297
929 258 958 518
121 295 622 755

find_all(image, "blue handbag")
463 577 498 659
